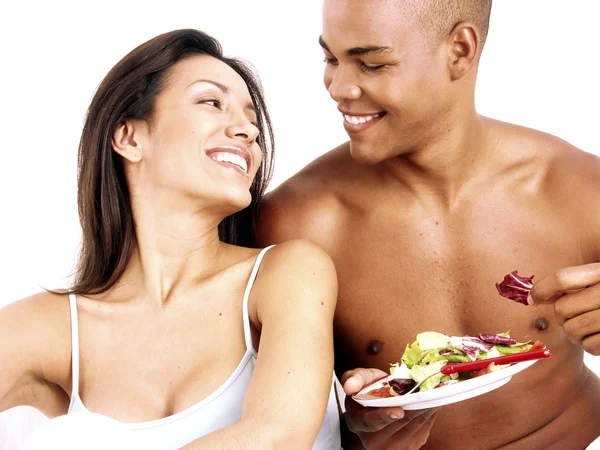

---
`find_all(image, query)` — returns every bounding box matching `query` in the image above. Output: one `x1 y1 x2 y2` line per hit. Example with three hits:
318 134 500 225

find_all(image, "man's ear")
446 22 480 81
112 119 147 163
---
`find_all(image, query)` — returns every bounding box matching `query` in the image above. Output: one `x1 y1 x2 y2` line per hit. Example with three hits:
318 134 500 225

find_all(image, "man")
256 0 600 448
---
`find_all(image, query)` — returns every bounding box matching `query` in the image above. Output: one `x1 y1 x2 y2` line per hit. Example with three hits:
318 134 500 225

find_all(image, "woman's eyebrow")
187 79 229 92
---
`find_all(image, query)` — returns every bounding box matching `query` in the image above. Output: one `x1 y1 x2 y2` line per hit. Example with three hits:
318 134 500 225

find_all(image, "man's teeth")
343 113 380 125
210 152 248 173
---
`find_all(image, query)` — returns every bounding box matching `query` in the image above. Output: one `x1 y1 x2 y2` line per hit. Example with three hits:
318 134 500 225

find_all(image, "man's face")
321 0 452 164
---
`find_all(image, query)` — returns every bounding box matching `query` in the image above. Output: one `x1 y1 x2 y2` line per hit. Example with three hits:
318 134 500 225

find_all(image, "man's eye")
361 62 386 72
323 57 339 66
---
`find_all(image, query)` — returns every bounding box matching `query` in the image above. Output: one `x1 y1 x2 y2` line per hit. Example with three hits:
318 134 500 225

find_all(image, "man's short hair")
410 0 493 51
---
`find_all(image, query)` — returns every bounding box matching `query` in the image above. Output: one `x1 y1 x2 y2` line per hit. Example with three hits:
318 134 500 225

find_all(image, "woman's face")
129 54 262 214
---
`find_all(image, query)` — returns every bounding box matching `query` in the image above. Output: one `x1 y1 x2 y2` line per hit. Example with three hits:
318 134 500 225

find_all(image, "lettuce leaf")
409 360 447 392
416 332 451 350
401 342 424 369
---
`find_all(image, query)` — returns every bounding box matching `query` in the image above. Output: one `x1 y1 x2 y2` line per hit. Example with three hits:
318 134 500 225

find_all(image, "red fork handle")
441 348 553 375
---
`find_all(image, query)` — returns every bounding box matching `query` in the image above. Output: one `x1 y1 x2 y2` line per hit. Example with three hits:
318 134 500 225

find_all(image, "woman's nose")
225 115 259 144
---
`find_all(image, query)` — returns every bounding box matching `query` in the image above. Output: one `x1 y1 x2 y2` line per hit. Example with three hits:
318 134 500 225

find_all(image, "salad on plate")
362 331 546 398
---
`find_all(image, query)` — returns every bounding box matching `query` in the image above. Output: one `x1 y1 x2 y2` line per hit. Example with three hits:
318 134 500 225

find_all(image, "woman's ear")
112 120 147 163
446 22 480 81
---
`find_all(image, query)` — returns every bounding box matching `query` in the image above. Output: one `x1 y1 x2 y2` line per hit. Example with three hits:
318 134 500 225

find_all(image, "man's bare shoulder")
256 142 358 246
493 119 600 250
491 118 600 186
515 122 596 187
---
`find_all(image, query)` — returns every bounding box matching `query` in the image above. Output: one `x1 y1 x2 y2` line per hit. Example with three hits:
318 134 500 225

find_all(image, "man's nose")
327 66 362 102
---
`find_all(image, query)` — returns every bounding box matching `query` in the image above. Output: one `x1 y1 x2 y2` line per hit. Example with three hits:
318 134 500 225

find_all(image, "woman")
0 29 340 449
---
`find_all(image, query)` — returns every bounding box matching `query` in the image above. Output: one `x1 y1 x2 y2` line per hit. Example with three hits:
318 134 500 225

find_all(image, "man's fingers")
554 283 600 325
582 333 600 356
358 408 438 450
403 410 439 450
341 368 389 395
345 398 405 433
562 309 600 343
530 263 600 304
370 409 437 444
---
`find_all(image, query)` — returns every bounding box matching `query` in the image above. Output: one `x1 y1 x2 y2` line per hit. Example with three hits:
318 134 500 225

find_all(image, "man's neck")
378 113 495 210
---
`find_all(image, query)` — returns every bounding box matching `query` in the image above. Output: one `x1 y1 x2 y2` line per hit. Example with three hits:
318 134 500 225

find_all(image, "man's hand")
342 368 438 450
530 263 600 355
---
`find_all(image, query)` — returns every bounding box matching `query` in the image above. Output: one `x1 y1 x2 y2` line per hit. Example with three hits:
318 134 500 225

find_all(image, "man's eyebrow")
347 46 393 56
318 36 392 57
188 78 255 112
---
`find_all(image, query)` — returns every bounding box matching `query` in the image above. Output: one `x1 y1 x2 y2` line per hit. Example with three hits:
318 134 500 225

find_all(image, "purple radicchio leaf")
389 378 418 395
478 334 517 345
495 270 534 306
449 336 494 360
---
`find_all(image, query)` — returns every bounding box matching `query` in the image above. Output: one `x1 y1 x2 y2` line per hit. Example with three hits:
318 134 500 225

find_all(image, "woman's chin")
217 191 253 214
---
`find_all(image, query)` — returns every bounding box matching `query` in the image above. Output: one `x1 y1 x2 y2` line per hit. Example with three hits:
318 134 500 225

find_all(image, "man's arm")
529 150 600 355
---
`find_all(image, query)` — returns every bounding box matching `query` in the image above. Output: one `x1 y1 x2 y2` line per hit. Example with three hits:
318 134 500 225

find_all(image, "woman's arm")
0 293 71 417
183 239 338 450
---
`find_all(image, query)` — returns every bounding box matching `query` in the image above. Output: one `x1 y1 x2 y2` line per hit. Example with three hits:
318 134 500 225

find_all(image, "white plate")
352 359 539 410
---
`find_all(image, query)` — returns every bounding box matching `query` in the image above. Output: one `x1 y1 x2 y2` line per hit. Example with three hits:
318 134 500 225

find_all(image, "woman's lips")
205 146 251 179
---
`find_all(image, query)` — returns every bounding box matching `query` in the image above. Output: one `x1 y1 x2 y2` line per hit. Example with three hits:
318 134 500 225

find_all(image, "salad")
365 331 545 398
495 270 534 306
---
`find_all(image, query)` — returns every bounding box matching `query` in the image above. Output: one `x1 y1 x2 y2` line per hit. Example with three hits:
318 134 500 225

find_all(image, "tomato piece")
366 386 394 398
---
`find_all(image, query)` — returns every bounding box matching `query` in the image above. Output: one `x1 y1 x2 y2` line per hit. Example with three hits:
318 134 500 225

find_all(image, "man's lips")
339 110 386 134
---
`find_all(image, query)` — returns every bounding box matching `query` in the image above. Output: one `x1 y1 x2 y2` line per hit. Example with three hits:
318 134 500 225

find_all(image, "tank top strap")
242 245 275 354
68 293 81 405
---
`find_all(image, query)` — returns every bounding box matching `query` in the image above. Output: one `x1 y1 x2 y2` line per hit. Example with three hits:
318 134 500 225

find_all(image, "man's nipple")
367 339 384 355
534 317 550 331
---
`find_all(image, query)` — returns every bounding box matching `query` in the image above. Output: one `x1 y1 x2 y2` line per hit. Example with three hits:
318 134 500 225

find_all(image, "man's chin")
348 140 385 165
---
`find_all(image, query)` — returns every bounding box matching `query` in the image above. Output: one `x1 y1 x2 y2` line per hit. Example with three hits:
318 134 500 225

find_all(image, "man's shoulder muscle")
519 125 600 260
256 144 353 247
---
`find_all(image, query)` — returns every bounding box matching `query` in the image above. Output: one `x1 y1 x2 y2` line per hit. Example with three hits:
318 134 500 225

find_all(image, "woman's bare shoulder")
1 291 72 382
262 239 336 275
2 290 70 323
252 240 337 312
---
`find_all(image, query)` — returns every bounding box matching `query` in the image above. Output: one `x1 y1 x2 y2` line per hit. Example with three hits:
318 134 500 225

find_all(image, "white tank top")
67 246 341 449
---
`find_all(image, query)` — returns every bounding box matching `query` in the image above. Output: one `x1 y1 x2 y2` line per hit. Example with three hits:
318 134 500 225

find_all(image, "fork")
397 348 553 396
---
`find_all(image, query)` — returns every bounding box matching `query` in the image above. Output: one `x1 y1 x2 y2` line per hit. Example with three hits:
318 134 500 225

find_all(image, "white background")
0 0 599 446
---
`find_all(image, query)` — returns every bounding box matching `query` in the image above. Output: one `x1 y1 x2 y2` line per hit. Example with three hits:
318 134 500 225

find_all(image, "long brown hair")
70 29 274 295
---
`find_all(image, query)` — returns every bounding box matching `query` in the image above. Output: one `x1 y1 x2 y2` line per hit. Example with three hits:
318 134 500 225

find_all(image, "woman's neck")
109 191 229 307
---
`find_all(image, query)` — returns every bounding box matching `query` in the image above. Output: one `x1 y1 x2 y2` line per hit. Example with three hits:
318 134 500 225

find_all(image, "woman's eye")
361 62 386 72
199 99 222 108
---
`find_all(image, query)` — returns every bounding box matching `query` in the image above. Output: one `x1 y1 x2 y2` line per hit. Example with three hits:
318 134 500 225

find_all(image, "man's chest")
328 204 588 372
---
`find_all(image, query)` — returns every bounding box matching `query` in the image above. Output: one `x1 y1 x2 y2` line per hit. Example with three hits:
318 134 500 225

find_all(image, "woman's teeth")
210 152 248 173
343 113 380 125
